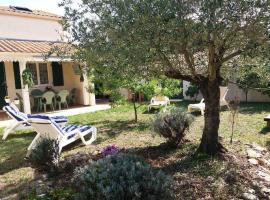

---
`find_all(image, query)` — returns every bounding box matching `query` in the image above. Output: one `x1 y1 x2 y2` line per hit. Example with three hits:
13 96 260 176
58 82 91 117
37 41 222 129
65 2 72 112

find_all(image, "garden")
1 101 270 199
1 0 270 199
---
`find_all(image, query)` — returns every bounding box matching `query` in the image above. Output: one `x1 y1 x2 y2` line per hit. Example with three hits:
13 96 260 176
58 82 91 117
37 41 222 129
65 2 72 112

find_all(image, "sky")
0 0 65 15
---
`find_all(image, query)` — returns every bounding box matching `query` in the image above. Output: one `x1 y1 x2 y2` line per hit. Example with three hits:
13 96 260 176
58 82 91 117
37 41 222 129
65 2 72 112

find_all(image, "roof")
0 6 61 21
0 39 71 54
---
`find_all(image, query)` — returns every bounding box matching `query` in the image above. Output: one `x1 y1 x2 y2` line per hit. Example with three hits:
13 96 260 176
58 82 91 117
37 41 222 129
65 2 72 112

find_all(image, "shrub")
28 137 60 173
185 84 199 100
73 154 173 200
153 107 194 147
109 90 127 107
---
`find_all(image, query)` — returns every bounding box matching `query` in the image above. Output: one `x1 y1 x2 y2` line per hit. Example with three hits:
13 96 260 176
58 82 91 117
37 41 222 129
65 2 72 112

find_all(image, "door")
0 62 7 109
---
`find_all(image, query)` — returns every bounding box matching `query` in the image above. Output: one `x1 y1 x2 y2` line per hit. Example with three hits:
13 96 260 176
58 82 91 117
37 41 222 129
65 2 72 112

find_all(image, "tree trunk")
132 94 138 123
198 81 225 155
245 89 248 103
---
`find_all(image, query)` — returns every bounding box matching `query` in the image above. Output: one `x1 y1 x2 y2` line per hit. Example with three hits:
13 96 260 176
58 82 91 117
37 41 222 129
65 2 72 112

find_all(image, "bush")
153 108 194 147
185 84 199 100
73 154 173 200
28 137 60 173
109 90 127 107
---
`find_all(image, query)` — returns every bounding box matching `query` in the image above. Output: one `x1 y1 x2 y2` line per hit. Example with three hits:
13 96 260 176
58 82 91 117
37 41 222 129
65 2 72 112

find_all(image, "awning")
0 39 74 62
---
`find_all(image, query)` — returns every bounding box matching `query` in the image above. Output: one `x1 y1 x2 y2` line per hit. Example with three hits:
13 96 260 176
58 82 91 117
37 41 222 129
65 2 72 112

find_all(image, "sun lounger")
26 114 97 157
148 96 170 111
2 103 68 140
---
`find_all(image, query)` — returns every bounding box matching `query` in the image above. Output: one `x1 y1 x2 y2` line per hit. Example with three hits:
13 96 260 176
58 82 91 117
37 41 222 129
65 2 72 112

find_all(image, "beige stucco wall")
0 14 63 41
226 83 270 102
4 61 88 105
183 80 270 102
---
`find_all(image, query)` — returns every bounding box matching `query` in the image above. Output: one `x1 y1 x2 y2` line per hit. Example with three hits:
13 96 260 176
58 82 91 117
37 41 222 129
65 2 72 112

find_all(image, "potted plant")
22 68 34 88
4 96 11 103
14 98 20 105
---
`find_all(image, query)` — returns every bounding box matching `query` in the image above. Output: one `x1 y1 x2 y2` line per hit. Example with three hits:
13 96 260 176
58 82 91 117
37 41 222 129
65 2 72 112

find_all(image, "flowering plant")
101 144 119 156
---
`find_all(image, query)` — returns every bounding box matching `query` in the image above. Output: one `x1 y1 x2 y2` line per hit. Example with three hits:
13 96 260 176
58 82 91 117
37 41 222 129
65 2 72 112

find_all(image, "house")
0 6 95 116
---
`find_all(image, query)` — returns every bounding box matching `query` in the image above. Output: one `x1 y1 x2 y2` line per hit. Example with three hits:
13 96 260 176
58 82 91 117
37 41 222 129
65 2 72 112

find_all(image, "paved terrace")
0 104 111 128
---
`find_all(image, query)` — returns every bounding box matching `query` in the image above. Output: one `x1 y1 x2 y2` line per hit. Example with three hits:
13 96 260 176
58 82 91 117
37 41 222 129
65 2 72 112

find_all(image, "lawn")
1 101 270 199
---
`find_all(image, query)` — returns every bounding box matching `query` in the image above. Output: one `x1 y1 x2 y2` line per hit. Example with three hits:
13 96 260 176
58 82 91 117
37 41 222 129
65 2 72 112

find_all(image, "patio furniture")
56 90 69 110
26 114 97 157
188 98 205 116
187 89 229 116
68 88 77 105
2 103 68 140
31 89 43 112
264 115 270 128
41 91 55 112
148 95 170 112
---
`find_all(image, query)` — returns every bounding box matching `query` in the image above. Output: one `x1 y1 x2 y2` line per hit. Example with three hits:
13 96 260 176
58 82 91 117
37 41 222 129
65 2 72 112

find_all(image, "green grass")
1 101 270 198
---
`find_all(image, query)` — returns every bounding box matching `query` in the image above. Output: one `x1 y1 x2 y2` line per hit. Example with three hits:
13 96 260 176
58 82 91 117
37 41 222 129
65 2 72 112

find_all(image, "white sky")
0 0 65 15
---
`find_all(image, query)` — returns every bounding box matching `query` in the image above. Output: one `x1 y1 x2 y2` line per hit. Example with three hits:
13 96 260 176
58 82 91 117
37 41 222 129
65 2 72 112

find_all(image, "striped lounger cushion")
4 104 68 125
28 114 93 140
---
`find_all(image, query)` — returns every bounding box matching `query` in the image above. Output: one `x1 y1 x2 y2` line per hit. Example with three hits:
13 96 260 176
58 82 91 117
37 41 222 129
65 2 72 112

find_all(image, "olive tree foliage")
60 0 270 155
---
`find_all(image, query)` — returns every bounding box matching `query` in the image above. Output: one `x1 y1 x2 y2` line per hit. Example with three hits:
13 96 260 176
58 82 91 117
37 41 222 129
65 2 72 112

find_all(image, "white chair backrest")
221 88 229 101
151 96 169 103
3 103 28 122
28 115 65 140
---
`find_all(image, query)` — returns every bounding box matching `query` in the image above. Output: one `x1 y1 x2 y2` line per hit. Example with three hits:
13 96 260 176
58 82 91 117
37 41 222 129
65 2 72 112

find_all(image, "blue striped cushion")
27 114 67 124
63 124 92 139
28 114 92 140
3 104 28 122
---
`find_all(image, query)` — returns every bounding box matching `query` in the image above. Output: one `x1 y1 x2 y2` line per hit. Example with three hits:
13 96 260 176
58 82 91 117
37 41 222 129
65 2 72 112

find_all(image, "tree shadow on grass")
123 142 223 178
0 179 32 199
259 126 270 134
265 141 270 151
70 119 150 144
0 131 36 175
239 102 270 115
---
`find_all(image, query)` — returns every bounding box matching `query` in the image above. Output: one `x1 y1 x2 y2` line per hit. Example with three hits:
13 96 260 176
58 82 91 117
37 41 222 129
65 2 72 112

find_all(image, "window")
26 63 38 85
39 63 49 84
52 62 64 86
26 62 49 85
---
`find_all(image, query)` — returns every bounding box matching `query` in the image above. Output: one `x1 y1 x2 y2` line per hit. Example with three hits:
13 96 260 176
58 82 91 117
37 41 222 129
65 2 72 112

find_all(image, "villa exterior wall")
0 14 63 41
183 80 270 102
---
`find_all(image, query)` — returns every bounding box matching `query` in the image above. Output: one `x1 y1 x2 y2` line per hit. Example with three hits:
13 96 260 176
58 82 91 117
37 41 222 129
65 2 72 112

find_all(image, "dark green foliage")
185 84 199 100
28 138 60 173
22 68 34 88
153 108 194 147
73 154 173 200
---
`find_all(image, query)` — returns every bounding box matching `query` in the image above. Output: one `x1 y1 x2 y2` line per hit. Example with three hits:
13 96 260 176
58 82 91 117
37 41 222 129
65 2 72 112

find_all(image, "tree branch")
165 70 197 83
221 49 243 63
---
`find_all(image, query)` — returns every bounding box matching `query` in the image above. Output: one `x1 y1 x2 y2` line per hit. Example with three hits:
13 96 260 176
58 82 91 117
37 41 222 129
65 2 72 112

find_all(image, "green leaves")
22 68 34 88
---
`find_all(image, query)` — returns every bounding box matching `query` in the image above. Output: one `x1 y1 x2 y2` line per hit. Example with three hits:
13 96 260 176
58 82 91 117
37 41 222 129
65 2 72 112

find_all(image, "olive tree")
61 0 270 155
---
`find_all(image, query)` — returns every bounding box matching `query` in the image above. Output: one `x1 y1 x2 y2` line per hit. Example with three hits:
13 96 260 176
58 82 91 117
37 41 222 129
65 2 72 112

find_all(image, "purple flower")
102 144 119 156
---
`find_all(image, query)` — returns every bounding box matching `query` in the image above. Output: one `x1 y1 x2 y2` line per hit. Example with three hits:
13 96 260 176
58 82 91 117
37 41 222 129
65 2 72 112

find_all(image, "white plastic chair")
26 114 97 157
187 89 229 116
148 96 170 111
2 103 68 140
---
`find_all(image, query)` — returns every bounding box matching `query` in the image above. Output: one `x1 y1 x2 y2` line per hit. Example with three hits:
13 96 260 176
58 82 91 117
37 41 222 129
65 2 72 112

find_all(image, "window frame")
26 62 49 86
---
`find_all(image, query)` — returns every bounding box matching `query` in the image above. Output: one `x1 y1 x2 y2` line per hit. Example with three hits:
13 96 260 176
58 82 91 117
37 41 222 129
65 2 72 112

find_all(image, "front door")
0 62 7 109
